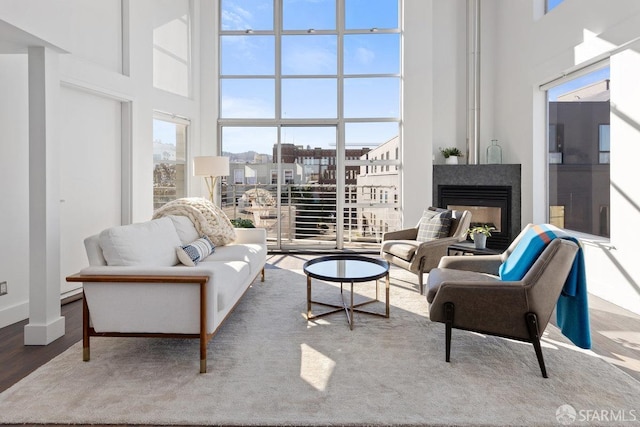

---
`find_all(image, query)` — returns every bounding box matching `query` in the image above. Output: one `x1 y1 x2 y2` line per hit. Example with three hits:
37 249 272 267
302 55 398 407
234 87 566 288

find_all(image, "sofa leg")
200 282 207 374
82 292 90 362
444 302 454 363
261 267 265 282
526 312 548 378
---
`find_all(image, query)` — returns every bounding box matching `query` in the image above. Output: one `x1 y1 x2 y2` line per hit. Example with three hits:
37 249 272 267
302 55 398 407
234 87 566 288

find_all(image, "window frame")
152 112 190 210
543 63 611 238
217 0 402 249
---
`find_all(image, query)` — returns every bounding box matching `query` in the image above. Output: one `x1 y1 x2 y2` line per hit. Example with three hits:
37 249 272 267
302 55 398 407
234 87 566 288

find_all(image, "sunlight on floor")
598 330 640 350
300 343 335 391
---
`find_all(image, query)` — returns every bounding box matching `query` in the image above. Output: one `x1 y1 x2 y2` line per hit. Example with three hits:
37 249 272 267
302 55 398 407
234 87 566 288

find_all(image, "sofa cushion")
177 236 216 267
167 215 200 244
199 243 266 277
416 210 452 242
208 261 252 314
84 234 107 266
99 217 182 266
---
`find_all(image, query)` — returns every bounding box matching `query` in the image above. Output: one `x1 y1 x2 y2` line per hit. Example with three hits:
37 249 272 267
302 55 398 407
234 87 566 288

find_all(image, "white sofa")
66 215 267 373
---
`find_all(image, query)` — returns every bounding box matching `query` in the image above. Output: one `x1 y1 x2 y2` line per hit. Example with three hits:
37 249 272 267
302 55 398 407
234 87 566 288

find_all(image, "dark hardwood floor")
0 296 83 394
1 259 639 426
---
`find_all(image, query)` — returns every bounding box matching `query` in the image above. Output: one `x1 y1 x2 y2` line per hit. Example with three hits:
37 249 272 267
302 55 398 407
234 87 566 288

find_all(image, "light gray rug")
1 267 639 426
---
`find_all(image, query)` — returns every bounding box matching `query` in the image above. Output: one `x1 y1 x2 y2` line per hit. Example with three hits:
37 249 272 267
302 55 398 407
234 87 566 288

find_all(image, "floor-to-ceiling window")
546 66 611 237
218 0 401 250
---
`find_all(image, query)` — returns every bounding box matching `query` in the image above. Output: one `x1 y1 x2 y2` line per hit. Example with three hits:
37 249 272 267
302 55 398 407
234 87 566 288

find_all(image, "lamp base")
205 176 217 203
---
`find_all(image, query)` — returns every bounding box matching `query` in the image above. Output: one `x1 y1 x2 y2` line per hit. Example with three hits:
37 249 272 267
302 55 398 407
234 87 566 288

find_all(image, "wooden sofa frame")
67 268 265 374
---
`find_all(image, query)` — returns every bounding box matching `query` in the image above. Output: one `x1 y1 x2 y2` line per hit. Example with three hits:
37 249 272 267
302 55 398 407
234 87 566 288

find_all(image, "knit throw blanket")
152 197 236 246
499 224 591 349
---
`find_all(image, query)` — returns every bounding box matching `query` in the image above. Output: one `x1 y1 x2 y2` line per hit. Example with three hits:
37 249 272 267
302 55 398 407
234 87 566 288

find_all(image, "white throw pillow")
99 217 182 266
176 236 216 266
166 215 200 244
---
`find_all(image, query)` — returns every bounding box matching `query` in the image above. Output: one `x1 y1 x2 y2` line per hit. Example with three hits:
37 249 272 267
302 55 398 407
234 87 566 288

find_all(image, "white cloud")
283 47 336 74
355 47 375 65
221 4 253 30
221 96 274 120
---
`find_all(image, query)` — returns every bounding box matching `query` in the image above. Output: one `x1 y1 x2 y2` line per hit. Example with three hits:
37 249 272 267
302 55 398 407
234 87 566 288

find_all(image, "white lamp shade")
193 156 229 177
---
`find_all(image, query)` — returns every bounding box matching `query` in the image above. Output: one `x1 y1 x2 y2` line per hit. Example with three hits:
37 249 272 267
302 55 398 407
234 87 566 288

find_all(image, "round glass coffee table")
303 255 390 330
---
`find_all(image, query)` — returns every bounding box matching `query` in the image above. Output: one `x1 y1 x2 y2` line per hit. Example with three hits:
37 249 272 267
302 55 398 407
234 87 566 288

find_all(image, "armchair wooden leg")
525 312 548 378
444 302 454 363
418 258 425 295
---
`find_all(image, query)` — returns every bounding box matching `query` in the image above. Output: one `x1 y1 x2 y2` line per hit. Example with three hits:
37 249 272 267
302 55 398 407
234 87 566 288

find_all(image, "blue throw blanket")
499 224 591 349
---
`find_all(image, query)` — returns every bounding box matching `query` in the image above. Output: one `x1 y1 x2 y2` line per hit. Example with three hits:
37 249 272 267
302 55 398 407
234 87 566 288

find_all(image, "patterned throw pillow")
176 235 216 267
416 210 453 242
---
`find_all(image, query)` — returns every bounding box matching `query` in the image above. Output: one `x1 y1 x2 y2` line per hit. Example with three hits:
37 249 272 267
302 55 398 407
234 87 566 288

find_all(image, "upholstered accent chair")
426 224 580 377
380 208 471 294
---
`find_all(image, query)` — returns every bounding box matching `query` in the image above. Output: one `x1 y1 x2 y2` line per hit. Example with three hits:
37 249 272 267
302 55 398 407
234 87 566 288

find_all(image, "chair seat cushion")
381 240 420 262
426 268 499 303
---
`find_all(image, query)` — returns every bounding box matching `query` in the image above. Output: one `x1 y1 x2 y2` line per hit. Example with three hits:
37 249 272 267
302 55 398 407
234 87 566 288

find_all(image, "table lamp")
193 156 230 203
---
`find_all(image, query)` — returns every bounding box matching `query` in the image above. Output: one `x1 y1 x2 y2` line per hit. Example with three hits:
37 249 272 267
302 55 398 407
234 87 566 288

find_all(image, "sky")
154 0 582 154
216 0 400 154
547 66 610 102
547 0 564 12
152 0 401 155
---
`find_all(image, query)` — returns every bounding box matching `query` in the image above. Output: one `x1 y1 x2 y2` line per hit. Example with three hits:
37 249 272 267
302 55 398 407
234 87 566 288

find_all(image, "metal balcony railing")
220 183 401 250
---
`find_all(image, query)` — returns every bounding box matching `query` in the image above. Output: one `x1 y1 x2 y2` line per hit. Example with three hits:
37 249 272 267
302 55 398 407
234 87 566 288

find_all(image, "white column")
24 46 65 345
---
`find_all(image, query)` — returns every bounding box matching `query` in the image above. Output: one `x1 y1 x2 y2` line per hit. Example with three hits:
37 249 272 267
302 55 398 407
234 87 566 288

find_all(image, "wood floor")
1 255 639 426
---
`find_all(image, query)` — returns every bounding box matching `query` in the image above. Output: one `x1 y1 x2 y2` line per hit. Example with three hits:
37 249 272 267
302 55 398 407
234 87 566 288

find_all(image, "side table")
447 241 503 256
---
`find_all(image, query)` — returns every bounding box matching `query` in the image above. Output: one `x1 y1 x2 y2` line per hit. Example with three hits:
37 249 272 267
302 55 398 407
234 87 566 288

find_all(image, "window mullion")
275 0 282 122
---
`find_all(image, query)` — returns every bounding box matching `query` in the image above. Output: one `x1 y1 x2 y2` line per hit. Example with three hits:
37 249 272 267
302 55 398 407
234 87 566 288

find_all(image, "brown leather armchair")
380 208 471 294
426 225 580 378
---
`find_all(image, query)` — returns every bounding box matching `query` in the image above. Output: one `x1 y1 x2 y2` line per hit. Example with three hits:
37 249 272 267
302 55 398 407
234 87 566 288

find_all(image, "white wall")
59 87 122 294
489 0 640 314
0 0 122 72
402 0 434 226
153 0 191 97
0 54 30 326
0 0 204 329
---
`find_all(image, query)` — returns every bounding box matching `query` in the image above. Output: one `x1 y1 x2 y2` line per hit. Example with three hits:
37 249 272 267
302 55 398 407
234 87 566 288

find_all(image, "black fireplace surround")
439 185 511 249
433 164 521 251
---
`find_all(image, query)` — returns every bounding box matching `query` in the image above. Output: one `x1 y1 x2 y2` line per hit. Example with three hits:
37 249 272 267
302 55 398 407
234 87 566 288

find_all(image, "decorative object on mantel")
467 224 495 249
487 139 502 164
440 147 464 164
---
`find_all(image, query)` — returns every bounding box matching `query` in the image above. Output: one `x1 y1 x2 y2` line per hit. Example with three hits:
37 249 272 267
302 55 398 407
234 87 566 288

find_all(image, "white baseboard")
0 300 29 329
24 316 66 345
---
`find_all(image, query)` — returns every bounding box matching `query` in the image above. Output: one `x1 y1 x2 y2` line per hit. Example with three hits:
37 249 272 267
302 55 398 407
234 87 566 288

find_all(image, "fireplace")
433 164 521 250
439 185 511 249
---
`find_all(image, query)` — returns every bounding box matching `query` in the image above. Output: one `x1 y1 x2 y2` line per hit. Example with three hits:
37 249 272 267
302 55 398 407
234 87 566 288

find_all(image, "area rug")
1 267 639 426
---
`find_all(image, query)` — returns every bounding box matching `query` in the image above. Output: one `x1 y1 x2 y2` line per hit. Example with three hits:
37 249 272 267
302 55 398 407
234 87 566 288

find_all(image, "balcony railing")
221 183 400 250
